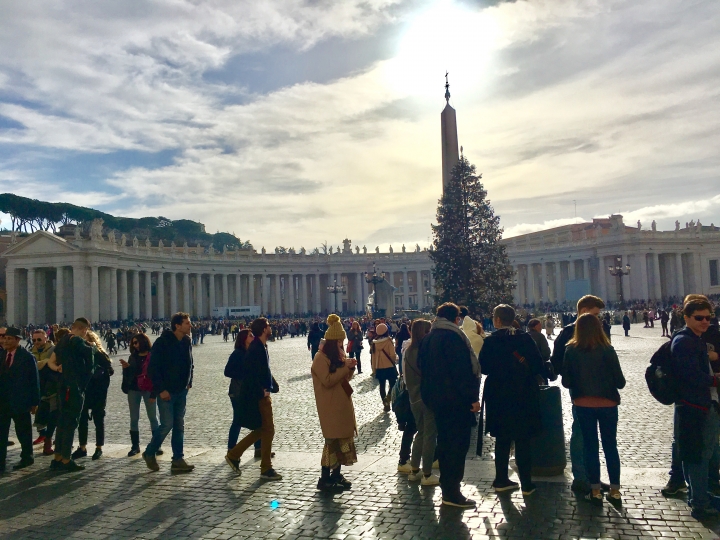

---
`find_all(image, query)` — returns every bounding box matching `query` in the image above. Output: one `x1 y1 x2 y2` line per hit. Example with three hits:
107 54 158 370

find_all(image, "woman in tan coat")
311 314 358 491
370 323 398 412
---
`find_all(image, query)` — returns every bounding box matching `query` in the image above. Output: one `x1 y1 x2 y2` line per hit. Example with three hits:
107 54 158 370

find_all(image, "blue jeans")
570 406 587 484
682 405 720 510
574 405 620 489
228 397 260 451
145 389 187 461
128 390 159 432
670 405 720 485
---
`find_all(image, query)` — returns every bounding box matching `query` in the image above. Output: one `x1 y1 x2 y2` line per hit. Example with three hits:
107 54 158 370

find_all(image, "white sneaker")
408 470 423 481
397 463 413 474
432 460 439 469
421 474 440 486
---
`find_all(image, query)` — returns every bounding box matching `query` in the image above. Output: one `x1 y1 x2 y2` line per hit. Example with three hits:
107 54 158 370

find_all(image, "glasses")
693 315 713 322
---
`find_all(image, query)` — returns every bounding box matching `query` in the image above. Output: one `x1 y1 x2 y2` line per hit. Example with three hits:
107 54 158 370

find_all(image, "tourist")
551 295 609 493
460 306 485 356
671 297 720 519
347 321 364 374
370 323 398 412
307 322 323 361
29 329 55 448
35 328 65 456
119 333 162 457
419 303 480 508
527 318 551 364
545 314 555 340
143 312 195 473
225 328 261 456
51 318 96 472
622 311 631 337
562 313 626 507
0 327 40 472
661 309 670 337
481 305 544 495
399 319 438 486
224 317 282 481
395 323 410 374
311 314 357 491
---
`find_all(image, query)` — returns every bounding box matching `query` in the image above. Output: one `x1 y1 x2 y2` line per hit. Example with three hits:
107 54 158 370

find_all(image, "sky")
1 0 719 250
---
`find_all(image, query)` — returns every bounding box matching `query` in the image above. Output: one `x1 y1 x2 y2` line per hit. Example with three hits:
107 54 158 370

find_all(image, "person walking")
225 329 261 456
419 303 481 508
120 333 162 457
311 314 358 491
224 318 282 481
400 319 439 486
72 331 113 461
480 305 544 496
347 321 364 374
142 312 195 473
544 314 556 340
307 322 323 361
562 313 626 507
371 323 398 412
0 327 40 472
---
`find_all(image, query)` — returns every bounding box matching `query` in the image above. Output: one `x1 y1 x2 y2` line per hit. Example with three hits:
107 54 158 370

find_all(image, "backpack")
645 340 678 405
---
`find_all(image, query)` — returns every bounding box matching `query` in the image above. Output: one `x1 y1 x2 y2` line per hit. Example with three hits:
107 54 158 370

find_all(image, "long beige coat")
311 351 357 439
371 336 397 371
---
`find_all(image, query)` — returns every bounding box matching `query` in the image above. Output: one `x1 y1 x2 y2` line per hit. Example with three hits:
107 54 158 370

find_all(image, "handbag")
346 341 353 354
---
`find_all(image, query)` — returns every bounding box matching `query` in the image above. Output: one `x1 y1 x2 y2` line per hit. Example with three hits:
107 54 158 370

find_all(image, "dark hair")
436 302 460 322
493 304 516 326
567 313 610 350
171 312 190 331
134 333 151 353
72 317 90 329
250 318 269 337
311 322 320 332
324 339 345 372
397 323 410 341
235 329 252 350
408 319 431 352
459 306 469 318
528 318 541 330
577 295 605 313
684 298 714 317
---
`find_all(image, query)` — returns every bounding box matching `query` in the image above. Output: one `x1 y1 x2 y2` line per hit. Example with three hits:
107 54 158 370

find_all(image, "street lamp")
608 255 631 306
327 278 346 314
364 262 386 317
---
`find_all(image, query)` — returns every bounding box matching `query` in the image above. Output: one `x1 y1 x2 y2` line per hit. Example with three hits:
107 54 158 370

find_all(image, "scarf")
432 318 480 376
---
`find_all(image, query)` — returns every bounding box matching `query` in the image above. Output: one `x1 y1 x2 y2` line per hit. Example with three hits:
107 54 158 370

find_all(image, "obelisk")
440 72 459 194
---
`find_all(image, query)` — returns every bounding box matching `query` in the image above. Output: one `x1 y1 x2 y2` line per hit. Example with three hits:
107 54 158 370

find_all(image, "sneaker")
12 458 34 471
571 479 591 493
91 449 103 461
127 447 141 457
584 491 603 506
71 448 87 460
171 459 195 473
442 496 476 508
49 460 61 471
397 463 413 474
493 479 519 492
260 468 283 481
408 470 423 481
606 491 622 507
421 474 440 486
142 452 160 472
225 455 241 475
522 483 537 496
61 460 85 472
32 436 46 446
661 480 688 497
157 449 164 456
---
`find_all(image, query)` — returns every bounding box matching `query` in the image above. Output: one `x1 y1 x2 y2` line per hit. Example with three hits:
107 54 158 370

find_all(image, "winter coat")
54 334 95 392
0 347 40 415
224 347 247 398
347 329 364 352
85 350 113 409
311 350 356 439
121 351 152 396
403 345 423 405
371 337 397 371
622 316 631 331
461 316 484 356
672 327 716 409
233 338 279 431
480 329 543 439
528 329 551 362
561 344 625 404
148 329 193 395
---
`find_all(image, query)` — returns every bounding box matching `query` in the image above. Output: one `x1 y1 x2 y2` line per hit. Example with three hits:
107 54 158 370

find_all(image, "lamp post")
364 262 386 317
608 255 631 307
327 278 346 314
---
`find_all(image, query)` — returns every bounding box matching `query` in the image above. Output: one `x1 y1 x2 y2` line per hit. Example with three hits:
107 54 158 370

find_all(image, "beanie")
324 314 346 341
375 323 388 336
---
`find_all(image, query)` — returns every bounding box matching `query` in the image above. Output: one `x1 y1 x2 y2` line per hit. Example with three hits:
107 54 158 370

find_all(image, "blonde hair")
85 330 109 356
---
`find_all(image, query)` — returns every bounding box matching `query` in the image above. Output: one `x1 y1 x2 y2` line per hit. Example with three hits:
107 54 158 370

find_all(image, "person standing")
224 317 282 481
311 314 358 491
622 312 631 337
0 327 40 472
481 305 544 495
527 319 551 364
307 323 323 361
225 329 261 456
562 313 626 507
370 323 398 412
419 303 481 508
142 312 195 473
661 309 670 337
30 329 55 449
347 321 364 374
544 314 556 340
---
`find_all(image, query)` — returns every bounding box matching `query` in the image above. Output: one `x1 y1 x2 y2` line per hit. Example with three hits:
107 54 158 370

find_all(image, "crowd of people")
2 292 720 519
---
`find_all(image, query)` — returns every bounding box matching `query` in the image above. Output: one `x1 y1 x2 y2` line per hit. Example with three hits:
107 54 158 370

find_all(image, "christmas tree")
429 155 513 316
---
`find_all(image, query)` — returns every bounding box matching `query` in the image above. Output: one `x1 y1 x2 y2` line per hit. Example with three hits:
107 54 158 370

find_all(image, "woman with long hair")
311 314 358 491
562 313 626 506
347 321 364 374
225 329 261 455
120 333 162 457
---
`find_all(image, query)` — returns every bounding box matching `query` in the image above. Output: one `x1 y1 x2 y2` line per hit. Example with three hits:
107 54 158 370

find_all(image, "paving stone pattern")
1 324 719 539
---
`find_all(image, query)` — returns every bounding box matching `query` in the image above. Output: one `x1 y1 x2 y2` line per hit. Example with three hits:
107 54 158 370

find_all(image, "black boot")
128 431 140 457
330 465 352 490
317 466 341 491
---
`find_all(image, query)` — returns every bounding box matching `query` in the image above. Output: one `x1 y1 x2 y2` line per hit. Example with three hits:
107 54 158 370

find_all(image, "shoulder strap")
382 348 396 366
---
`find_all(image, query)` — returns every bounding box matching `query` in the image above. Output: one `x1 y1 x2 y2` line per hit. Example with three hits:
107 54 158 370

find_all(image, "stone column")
144 271 152 320
402 270 410 309
222 274 229 308
27 268 36 325
90 265 100 323
109 268 118 321
582 259 589 281
262 274 271 314
694 252 704 291
157 272 165 319
652 252 662 300
568 259 576 281
119 270 128 320
195 273 203 318
314 273 321 314
56 266 65 323
274 274 282 315
355 273 363 314
170 273 178 315
300 275 308 314
540 263 548 303
620 254 631 301
248 275 255 306
74 265 86 320
637 253 650 301
131 270 140 319
183 273 191 313
554 262 562 302
675 253 685 298
208 274 216 315
287 274 295 315
236 273 243 305
6 266 15 326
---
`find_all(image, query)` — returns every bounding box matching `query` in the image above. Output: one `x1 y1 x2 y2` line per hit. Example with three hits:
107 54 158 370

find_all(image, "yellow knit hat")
324 314 346 341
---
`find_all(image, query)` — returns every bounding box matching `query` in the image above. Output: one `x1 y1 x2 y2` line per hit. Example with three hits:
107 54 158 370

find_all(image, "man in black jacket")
0 327 40 472
419 303 480 508
143 312 194 473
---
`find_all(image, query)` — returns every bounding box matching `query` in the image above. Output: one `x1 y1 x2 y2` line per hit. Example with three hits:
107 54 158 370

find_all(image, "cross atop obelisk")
440 73 459 193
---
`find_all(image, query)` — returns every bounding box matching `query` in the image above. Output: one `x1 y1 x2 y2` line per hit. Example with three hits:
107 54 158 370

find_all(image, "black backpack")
645 341 678 405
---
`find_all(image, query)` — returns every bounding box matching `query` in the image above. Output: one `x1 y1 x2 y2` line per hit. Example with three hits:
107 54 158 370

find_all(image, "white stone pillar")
236 273 243 305
55 266 65 323
208 274 216 315
540 263 548 303
262 274 271 314
27 268 36 325
621 254 632 301
568 259 576 281
402 270 410 309
132 270 140 319
109 268 118 321
314 273 321 314
222 274 229 309
183 273 191 313
274 274 282 315
355 273 363 314
287 274 295 314
652 252 662 300
119 270 128 320
694 253 704 292
675 253 685 298
637 253 650 301
554 262 562 302
6 266 16 326
170 273 178 315
144 271 152 320
582 259 589 281
90 265 100 323
195 273 203 318
157 272 165 319
74 265 86 320
248 275 255 306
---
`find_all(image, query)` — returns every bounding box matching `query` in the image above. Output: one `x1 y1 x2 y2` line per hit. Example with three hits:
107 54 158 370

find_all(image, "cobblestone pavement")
1 324 720 539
